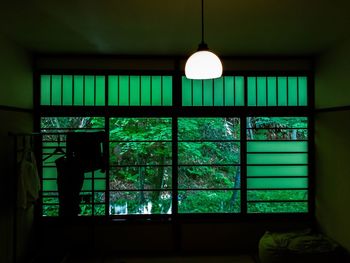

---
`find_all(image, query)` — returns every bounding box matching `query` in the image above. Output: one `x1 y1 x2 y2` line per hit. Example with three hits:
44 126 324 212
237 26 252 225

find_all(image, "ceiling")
0 0 350 57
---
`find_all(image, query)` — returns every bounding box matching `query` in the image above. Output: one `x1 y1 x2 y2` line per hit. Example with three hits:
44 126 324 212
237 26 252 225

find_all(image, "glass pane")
95 76 105 106
247 129 308 140
235 76 245 106
178 166 240 189
94 205 105 216
298 77 308 106
42 167 57 179
109 191 172 215
43 205 59 217
277 77 287 106
178 142 240 165
257 77 267 106
267 77 277 106
73 75 84 106
119 76 129 106
43 180 57 191
248 202 308 213
288 77 298 106
214 78 224 106
62 75 73 106
203 79 213 106
178 190 240 213
85 76 95 106
130 76 140 106
110 166 172 190
193 80 203 106
40 75 51 105
151 76 162 106
247 165 307 177
178 118 240 141
141 76 151 106
247 141 308 152
247 178 308 189
247 153 308 164
51 75 62 105
224 77 234 106
162 76 172 106
182 77 192 106
247 190 308 201
248 77 256 106
108 76 118 106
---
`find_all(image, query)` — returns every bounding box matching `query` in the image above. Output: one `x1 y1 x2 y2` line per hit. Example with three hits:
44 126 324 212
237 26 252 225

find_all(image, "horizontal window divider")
247 188 308 190
109 189 172 192
247 139 308 142
247 151 308 154
42 127 104 130
178 188 240 191
246 128 307 130
110 140 172 143
247 176 308 178
178 164 240 167
247 163 308 167
178 139 240 142
247 200 307 203
110 164 172 167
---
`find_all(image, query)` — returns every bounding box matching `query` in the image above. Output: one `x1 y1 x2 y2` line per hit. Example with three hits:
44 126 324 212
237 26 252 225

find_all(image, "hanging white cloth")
17 150 40 209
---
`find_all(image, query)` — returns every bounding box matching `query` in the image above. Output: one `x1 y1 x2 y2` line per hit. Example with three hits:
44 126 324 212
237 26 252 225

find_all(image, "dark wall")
315 37 350 252
0 36 33 263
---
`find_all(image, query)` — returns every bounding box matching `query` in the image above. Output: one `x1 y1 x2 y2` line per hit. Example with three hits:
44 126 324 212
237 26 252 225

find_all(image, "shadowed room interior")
1 1 350 262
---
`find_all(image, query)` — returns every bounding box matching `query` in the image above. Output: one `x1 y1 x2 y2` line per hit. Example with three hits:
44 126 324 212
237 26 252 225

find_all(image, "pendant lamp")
185 0 223 80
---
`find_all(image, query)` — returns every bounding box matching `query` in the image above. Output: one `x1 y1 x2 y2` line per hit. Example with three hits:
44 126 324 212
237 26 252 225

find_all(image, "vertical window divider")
240 117 247 214
105 115 110 217
83 75 86 106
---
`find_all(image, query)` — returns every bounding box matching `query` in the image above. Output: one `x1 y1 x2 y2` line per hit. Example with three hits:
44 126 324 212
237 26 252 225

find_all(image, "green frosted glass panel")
257 77 267 106
298 77 308 106
51 75 62 105
248 202 308 213
80 204 92 216
152 76 162 106
247 141 308 152
95 170 106 178
62 75 73 106
95 76 105 106
119 76 129 106
94 180 106 190
85 76 95 106
203 79 213 106
247 153 308 164
193 80 203 106
40 75 51 105
130 76 141 106
108 76 118 106
248 77 256 106
278 77 287 106
182 77 192 106
162 76 172 106
141 76 151 106
267 77 277 106
74 75 84 106
84 172 92 179
224 77 234 106
43 180 57 191
247 190 308 201
247 178 308 189
214 77 224 106
42 197 59 204
288 77 298 106
82 180 92 191
43 167 57 179
235 76 245 106
247 165 308 176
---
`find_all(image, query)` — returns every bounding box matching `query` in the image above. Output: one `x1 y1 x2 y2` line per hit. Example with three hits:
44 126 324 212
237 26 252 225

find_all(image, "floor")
67 255 256 263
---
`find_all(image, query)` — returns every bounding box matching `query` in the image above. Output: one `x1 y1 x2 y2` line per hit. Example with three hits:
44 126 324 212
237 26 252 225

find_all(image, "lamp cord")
201 0 204 44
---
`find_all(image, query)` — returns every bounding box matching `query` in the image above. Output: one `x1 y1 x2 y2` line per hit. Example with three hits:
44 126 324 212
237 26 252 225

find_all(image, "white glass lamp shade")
185 50 223 79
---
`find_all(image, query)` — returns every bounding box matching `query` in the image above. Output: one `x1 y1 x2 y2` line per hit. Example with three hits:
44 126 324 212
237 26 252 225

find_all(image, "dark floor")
66 255 256 263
